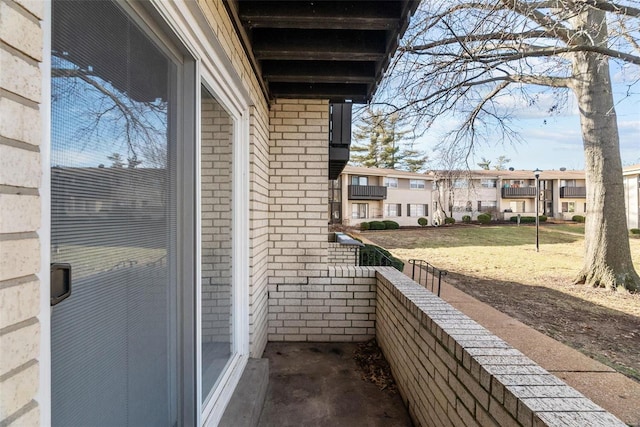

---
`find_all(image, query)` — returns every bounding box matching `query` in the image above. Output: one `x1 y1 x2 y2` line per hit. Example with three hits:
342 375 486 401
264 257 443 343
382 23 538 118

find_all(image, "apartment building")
334 166 434 227
624 164 640 229
430 169 589 222
335 166 640 226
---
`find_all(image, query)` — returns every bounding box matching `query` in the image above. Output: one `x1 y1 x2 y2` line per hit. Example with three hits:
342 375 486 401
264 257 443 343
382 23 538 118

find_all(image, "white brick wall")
375 268 625 427
0 0 43 424
268 266 377 342
268 99 329 284
327 242 359 266
196 1 272 358
201 95 233 345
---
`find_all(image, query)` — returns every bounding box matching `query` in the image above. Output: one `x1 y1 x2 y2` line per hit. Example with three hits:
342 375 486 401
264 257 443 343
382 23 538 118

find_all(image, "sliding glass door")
50 1 183 424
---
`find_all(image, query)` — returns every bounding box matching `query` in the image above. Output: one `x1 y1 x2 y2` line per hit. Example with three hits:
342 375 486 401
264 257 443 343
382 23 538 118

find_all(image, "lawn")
362 224 640 382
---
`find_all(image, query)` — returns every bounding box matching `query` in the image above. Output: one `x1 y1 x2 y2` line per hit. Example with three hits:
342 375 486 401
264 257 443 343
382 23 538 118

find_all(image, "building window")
384 203 401 217
453 179 468 188
481 179 497 188
410 179 425 189
384 177 398 188
562 202 575 213
352 203 368 219
478 201 497 212
407 204 428 217
351 176 368 186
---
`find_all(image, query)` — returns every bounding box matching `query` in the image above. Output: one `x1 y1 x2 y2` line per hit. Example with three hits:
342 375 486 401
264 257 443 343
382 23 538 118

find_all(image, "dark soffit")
224 0 418 104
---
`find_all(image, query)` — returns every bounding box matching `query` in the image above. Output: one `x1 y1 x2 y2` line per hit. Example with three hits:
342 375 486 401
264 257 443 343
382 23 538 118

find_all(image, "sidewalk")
428 274 640 426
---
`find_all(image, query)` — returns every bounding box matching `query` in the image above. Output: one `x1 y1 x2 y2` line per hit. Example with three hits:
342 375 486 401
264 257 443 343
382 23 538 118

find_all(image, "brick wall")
268 98 329 284
0 0 44 424
268 266 376 342
201 95 233 344
375 268 625 427
196 0 271 358
327 242 358 266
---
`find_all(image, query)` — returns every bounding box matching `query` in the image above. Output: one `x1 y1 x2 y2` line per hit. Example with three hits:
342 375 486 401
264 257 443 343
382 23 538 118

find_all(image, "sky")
410 82 640 172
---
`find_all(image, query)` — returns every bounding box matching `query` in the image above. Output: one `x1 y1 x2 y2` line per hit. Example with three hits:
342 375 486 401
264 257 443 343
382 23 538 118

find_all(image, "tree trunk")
570 9 639 291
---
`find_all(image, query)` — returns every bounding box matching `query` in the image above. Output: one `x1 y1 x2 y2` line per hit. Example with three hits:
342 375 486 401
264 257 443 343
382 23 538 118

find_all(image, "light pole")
533 168 542 252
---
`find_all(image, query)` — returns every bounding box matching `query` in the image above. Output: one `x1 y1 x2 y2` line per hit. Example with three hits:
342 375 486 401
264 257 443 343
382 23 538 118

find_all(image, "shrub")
359 243 404 271
383 220 400 230
510 216 536 223
572 215 585 223
631 228 640 235
462 215 471 224
477 213 491 224
444 217 456 225
417 217 428 227
360 222 370 231
369 221 386 230
539 215 548 222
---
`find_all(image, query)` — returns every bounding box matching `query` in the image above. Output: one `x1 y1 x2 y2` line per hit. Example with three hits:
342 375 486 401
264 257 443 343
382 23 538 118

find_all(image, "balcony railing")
501 186 536 198
560 186 586 198
348 185 387 200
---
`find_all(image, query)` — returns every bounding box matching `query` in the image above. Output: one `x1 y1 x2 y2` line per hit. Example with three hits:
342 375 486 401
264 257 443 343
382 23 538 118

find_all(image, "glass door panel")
200 87 234 402
51 1 178 425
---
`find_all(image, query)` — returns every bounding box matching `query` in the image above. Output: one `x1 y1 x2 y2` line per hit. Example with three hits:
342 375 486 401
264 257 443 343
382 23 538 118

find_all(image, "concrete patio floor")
257 342 412 427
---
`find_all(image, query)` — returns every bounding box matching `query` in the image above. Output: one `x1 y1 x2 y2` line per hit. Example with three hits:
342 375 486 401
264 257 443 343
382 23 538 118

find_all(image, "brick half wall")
268 266 376 342
375 267 625 427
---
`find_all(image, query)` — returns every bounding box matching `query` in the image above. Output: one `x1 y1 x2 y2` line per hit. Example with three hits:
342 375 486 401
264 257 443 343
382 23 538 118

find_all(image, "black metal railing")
359 245 404 271
409 259 447 297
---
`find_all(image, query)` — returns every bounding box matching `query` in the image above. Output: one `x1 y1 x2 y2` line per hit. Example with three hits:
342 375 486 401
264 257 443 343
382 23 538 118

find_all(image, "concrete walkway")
432 276 640 426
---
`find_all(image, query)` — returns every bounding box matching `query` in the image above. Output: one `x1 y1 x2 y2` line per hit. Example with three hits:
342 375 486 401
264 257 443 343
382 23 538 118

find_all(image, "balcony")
348 185 387 200
501 186 537 198
248 266 630 427
561 186 586 198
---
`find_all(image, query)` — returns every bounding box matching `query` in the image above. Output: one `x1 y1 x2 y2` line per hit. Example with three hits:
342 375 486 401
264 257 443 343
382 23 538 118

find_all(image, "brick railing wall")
375 267 625 427
327 242 358 266
268 266 376 342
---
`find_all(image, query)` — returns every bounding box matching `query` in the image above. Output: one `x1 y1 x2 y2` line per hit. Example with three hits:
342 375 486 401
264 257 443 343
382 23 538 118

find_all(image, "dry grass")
363 224 640 316
363 224 640 381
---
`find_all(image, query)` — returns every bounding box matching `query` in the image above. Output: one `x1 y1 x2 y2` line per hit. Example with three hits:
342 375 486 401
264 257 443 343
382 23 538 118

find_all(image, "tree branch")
401 30 555 53
575 0 640 17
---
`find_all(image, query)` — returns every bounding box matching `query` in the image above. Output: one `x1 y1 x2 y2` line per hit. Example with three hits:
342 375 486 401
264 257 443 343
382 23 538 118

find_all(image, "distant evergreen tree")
350 108 428 171
477 157 491 170
400 142 429 172
107 152 125 168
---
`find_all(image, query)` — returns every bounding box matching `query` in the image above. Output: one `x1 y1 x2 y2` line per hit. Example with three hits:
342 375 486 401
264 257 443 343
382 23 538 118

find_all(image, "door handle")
51 263 72 306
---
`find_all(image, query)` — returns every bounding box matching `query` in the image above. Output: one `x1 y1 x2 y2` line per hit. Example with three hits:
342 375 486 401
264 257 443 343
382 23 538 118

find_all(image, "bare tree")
381 0 640 291
432 147 472 220
52 54 169 168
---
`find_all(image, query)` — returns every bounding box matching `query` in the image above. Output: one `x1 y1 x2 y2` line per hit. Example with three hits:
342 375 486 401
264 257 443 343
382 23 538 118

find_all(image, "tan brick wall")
327 242 359 266
196 0 271 357
268 98 329 283
375 268 625 427
268 266 377 342
248 105 270 357
201 95 233 344
0 0 43 424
